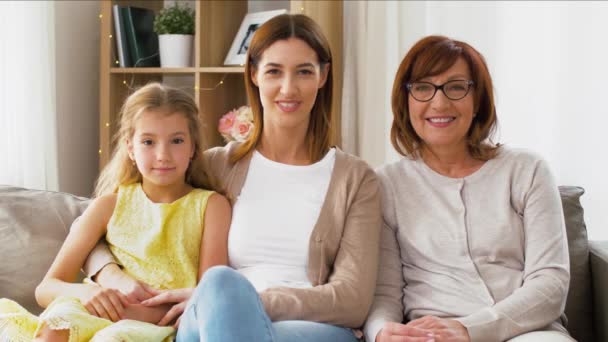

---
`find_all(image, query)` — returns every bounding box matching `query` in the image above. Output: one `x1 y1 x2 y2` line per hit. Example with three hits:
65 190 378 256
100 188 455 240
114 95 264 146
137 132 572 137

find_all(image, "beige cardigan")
84 142 382 328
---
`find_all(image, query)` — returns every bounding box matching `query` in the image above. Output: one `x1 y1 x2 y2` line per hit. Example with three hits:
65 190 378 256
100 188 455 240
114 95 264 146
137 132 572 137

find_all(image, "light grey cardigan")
364 147 570 342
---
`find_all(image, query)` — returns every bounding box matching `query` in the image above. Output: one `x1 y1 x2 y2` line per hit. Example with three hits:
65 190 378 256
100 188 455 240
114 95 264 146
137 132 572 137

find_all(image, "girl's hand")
78 283 130 322
405 316 470 342
141 288 194 327
95 263 156 303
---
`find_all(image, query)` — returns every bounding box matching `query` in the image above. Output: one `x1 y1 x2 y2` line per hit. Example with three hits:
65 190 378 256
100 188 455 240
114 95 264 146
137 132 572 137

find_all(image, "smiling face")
251 37 328 134
127 110 194 189
408 57 476 153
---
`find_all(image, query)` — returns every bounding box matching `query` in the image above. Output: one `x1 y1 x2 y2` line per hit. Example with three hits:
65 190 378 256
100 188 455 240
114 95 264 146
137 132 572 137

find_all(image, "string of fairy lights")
97 5 306 157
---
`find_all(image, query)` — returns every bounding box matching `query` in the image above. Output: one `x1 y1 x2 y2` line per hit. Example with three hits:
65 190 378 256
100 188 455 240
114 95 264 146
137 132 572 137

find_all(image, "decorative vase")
158 34 193 67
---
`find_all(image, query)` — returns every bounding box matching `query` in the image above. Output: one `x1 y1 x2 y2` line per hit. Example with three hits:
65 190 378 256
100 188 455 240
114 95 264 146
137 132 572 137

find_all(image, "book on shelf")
112 4 131 67
113 6 160 68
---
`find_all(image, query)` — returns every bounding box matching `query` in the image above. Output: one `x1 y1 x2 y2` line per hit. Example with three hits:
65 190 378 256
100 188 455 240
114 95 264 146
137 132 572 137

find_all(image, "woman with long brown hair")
86 14 381 342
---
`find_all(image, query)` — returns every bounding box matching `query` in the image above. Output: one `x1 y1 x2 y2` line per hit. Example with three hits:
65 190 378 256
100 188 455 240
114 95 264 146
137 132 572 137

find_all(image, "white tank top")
228 148 335 292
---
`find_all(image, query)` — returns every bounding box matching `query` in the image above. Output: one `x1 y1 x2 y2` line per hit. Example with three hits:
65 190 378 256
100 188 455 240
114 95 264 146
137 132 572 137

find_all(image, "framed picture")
224 9 287 66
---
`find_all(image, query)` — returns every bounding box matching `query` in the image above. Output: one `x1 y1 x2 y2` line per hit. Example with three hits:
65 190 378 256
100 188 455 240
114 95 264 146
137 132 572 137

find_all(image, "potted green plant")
153 3 195 67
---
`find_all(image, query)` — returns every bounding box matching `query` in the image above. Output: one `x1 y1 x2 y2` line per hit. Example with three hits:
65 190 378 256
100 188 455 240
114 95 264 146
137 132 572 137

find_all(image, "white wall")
485 3 608 241
54 1 100 197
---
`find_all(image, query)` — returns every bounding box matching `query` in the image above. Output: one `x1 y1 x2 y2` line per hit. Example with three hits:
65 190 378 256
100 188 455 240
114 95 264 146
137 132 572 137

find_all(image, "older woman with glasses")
364 35 573 342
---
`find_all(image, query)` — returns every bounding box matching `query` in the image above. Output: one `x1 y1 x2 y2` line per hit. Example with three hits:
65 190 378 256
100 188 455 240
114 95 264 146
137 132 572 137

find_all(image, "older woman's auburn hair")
231 14 334 163
391 35 499 160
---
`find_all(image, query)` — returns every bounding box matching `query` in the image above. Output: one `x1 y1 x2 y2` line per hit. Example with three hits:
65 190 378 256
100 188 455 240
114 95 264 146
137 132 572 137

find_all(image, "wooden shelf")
199 67 245 73
109 67 245 74
110 67 197 74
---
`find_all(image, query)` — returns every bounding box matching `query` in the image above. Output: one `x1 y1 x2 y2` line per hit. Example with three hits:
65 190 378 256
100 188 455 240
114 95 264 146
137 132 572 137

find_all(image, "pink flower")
218 111 236 135
232 121 253 142
218 106 254 143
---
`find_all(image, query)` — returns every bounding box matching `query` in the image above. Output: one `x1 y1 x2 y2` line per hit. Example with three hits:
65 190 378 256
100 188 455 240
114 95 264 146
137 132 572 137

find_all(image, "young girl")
0 82 231 341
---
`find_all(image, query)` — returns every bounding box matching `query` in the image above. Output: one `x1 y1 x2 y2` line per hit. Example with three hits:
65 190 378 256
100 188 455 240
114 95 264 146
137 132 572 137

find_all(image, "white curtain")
342 1 608 240
0 1 58 191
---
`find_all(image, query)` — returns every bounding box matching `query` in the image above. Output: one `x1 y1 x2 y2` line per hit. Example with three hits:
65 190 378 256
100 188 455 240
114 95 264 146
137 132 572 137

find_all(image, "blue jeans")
176 266 360 342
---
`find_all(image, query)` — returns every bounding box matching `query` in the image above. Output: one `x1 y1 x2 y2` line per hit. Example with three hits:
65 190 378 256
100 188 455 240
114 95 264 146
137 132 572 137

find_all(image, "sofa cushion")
559 185 594 342
0 185 89 314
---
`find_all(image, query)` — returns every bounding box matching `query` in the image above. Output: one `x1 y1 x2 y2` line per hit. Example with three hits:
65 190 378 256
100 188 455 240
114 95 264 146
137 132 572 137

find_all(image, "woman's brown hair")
391 35 499 160
232 14 333 163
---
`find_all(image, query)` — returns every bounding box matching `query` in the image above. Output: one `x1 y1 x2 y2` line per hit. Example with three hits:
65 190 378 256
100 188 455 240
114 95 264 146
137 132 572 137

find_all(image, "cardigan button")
315 236 322 243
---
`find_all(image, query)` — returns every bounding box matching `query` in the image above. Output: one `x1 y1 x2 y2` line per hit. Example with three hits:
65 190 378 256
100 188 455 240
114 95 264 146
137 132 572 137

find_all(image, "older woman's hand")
405 316 470 342
94 263 156 303
376 322 436 342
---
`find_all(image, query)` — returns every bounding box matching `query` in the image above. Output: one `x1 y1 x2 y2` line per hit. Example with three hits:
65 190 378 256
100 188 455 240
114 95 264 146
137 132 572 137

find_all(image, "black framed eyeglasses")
406 80 475 102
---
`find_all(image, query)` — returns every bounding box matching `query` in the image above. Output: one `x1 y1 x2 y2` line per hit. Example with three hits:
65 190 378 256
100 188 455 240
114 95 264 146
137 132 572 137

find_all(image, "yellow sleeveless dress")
0 183 214 342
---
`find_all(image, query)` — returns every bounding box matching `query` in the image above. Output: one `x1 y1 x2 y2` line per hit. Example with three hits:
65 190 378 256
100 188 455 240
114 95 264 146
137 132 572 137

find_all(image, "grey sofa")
0 185 606 341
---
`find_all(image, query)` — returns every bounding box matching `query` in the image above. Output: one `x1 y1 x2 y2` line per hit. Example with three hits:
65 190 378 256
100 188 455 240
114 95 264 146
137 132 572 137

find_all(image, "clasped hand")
93 264 193 327
376 316 470 342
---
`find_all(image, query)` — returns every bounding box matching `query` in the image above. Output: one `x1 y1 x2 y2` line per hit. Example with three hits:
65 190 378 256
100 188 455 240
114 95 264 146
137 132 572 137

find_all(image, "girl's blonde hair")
94 83 209 197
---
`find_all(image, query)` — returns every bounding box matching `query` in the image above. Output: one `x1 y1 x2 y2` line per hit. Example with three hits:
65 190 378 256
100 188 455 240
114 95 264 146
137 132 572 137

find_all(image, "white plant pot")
159 34 193 68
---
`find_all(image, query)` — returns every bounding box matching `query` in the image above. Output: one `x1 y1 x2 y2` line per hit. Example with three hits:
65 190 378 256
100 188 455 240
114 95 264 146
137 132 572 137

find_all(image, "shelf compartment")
110 68 197 74
199 67 245 74
198 73 247 148
109 67 245 74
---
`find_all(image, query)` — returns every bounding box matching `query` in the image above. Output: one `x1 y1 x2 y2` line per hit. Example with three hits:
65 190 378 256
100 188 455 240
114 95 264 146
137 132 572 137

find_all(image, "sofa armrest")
589 240 608 342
